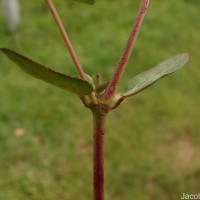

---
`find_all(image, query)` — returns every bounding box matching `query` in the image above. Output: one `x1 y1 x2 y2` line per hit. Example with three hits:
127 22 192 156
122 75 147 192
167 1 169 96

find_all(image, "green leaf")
72 0 95 5
122 53 189 97
0 48 93 95
92 74 101 86
96 80 110 94
85 74 95 89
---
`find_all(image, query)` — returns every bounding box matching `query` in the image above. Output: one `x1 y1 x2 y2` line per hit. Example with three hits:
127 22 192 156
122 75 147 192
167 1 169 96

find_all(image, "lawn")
0 0 200 199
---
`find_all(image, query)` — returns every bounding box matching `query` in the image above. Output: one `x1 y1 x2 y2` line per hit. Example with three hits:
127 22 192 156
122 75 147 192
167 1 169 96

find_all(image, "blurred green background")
0 0 200 199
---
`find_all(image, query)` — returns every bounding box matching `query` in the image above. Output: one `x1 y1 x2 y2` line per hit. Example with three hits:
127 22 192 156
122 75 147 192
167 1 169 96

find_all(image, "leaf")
72 0 95 5
85 74 95 89
0 48 93 95
96 80 110 93
122 53 189 97
92 74 101 86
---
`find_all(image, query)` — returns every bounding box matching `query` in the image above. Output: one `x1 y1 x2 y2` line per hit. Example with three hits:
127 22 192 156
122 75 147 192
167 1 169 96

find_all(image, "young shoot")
0 0 189 200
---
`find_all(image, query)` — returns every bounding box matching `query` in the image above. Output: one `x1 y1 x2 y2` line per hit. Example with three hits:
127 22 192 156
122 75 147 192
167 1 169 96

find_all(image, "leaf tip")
0 48 11 56
173 52 190 70
0 48 6 52
0 47 8 51
181 52 190 62
185 53 190 62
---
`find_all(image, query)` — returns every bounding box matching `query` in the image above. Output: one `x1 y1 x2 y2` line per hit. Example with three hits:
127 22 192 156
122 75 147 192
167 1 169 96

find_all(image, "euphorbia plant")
0 0 189 199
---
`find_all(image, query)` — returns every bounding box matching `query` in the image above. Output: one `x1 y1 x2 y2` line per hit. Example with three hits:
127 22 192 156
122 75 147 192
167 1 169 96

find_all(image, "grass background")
0 0 200 199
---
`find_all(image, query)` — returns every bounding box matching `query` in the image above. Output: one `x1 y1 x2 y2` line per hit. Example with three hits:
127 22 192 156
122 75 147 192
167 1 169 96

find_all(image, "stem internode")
91 105 109 200
102 0 149 101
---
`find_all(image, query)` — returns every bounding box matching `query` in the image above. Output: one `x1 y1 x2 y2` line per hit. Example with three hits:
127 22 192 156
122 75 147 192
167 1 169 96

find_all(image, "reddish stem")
102 0 149 101
45 0 86 79
92 108 107 200
45 0 97 104
111 96 125 110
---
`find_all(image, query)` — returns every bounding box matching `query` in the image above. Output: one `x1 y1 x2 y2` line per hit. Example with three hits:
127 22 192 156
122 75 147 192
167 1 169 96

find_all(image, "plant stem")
45 0 97 104
45 0 85 79
111 96 125 110
92 107 107 200
102 0 149 101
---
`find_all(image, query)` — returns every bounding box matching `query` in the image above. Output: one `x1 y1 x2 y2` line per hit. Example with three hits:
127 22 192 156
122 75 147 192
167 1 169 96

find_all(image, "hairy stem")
45 0 97 104
92 108 107 200
102 0 149 101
